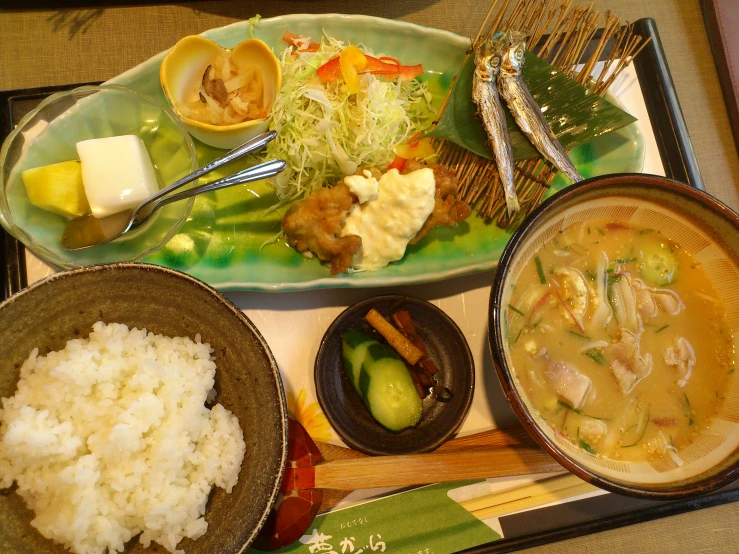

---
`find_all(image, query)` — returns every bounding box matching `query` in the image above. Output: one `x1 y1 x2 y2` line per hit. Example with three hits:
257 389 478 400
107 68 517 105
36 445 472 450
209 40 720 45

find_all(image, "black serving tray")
1 17 736 553
464 18 739 553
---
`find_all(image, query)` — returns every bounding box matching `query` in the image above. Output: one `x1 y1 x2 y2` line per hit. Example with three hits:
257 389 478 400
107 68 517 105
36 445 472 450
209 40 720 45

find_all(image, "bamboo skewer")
432 0 651 224
474 0 505 45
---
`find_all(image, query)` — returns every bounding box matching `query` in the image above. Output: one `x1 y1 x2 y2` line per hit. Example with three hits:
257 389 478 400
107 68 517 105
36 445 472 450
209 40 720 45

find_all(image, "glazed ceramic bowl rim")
0 262 289 550
0 84 199 269
488 172 739 500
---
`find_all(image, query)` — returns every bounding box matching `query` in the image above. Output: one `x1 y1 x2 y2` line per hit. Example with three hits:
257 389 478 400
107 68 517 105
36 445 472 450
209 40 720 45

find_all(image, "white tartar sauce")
341 167 435 271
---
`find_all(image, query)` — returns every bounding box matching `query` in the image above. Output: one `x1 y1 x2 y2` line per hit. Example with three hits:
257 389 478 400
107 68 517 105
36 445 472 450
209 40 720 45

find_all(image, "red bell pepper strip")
317 53 423 83
315 56 341 81
366 56 423 82
282 31 320 52
388 155 407 172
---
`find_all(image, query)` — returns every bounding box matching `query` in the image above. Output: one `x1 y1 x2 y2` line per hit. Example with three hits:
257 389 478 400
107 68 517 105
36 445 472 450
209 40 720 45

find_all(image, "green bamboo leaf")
426 51 638 161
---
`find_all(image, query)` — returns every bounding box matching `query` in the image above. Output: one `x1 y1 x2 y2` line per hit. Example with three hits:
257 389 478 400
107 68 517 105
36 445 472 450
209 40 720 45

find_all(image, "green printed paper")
251 481 499 554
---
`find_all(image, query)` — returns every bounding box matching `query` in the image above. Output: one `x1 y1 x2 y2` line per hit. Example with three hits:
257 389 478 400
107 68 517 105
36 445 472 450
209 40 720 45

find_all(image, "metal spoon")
62 158 286 250
61 130 280 250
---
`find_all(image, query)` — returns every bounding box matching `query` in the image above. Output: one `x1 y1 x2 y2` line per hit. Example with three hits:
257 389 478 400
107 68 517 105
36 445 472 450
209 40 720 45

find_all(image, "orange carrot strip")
411 336 428 355
282 31 320 52
418 355 440 375
392 310 437 372
392 310 417 332
407 366 428 399
412 364 433 387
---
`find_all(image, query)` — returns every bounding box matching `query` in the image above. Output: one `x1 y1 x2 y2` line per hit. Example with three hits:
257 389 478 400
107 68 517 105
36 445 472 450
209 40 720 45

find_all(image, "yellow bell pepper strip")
388 133 436 172
338 45 367 93
395 133 436 160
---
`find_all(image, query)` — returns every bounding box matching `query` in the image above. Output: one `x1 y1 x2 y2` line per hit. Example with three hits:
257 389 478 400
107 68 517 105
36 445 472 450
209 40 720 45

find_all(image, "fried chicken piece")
282 182 361 274
403 159 471 245
282 160 470 274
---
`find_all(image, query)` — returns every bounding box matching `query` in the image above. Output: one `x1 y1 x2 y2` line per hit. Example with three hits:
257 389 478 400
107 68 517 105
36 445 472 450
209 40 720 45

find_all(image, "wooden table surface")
1 1 737 552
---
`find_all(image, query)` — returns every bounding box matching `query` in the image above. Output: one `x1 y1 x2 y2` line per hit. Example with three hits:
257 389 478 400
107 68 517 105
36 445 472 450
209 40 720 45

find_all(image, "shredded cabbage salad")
265 33 437 206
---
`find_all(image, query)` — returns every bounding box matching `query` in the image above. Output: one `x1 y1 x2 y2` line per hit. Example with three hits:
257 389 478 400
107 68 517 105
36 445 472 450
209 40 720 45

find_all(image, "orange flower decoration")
287 387 333 443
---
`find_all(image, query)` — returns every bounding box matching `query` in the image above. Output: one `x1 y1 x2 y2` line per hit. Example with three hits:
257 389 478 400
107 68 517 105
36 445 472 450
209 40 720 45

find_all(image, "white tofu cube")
76 135 159 218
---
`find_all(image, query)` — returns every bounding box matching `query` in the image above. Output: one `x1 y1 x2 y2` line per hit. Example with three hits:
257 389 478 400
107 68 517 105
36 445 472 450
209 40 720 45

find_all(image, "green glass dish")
0 85 198 269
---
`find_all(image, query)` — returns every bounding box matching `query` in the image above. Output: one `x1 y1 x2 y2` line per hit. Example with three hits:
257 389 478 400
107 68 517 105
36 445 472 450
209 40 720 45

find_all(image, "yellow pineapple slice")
21 160 90 218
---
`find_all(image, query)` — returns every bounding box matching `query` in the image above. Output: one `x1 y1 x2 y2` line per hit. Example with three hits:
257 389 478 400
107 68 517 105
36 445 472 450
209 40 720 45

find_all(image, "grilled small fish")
497 31 583 184
472 35 520 216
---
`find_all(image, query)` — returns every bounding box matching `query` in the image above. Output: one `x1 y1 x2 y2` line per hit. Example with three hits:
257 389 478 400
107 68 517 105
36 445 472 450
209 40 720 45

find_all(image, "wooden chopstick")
460 474 599 520
470 481 597 519
313 447 562 490
315 426 537 514
460 474 584 512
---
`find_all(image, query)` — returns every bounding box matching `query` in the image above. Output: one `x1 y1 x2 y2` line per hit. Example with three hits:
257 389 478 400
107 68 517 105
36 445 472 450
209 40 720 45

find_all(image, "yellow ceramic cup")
160 35 282 149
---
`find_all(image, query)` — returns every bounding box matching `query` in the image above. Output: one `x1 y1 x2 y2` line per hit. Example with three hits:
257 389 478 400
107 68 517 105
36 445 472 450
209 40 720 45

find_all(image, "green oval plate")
109 14 644 291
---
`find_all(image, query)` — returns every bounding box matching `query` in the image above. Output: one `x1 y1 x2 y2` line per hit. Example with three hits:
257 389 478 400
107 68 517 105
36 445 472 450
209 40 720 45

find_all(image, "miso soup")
507 220 734 463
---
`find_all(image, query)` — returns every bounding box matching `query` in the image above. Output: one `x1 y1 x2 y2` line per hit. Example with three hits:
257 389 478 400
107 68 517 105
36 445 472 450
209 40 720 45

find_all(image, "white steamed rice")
0 321 246 554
